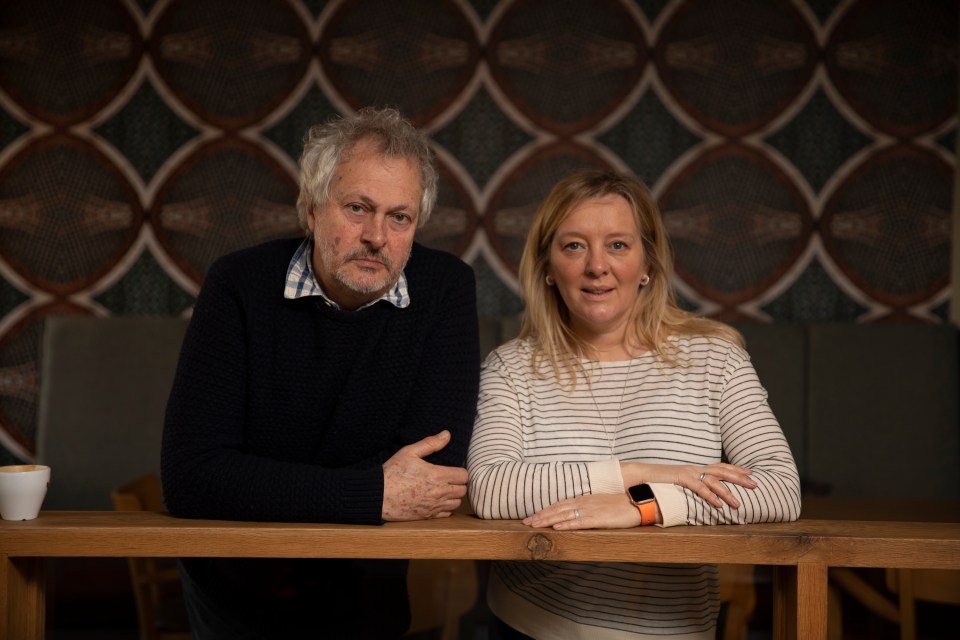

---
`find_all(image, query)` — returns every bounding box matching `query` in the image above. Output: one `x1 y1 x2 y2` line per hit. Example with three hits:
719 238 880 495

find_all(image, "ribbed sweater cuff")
586 458 626 494
649 482 686 527
339 469 385 524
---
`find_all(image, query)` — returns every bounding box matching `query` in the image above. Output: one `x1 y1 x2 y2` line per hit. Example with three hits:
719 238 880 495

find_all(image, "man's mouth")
347 251 389 271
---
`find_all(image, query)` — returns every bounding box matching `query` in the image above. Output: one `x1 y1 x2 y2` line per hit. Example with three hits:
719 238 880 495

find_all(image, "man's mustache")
344 248 392 270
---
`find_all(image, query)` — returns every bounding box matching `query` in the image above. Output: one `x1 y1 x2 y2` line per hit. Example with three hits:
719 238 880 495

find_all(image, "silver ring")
574 509 580 520
699 472 707 482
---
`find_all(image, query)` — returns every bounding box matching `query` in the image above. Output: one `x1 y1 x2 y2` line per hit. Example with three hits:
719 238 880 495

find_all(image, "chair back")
37 315 189 509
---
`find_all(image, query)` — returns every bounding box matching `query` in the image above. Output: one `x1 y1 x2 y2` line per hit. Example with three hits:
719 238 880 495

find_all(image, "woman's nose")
585 249 608 276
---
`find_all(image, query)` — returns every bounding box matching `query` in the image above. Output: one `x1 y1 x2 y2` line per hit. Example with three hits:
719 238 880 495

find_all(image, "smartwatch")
627 483 657 526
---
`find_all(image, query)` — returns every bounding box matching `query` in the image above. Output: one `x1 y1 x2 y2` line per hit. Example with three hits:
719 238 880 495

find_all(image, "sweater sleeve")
395 258 480 468
653 348 802 527
467 350 624 520
160 255 386 525
161 246 482 526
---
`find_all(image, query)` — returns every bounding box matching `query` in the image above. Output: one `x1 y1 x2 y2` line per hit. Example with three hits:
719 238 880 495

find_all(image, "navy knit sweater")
161 238 480 636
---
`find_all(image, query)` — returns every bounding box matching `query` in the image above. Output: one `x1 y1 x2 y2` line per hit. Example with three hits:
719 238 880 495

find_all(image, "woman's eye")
564 242 582 251
611 241 626 250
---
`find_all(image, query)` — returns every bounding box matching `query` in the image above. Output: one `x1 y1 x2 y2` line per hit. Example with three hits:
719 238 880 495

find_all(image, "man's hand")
382 430 468 521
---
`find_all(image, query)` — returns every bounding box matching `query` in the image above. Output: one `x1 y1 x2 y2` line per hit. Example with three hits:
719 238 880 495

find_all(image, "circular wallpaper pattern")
152 136 301 285
655 0 818 136
319 0 480 126
821 144 952 305
660 143 812 305
487 0 647 134
0 0 954 459
0 134 143 294
151 0 312 130
825 0 958 137
0 0 143 126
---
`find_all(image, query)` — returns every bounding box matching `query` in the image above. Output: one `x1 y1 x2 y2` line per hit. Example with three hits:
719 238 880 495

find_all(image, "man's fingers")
434 466 468 486
402 430 451 460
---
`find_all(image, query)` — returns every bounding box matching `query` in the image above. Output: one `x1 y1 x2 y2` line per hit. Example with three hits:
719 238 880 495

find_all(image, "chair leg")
830 568 899 622
828 584 843 640
897 570 915 640
718 564 756 640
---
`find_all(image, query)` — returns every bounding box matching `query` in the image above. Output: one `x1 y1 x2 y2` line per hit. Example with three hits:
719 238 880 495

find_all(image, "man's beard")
317 240 408 295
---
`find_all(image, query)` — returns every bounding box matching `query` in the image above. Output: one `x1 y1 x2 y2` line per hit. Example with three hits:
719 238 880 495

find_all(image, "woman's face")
547 195 648 346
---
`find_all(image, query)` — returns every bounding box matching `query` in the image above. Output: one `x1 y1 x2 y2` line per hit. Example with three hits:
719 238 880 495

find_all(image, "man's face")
307 138 421 310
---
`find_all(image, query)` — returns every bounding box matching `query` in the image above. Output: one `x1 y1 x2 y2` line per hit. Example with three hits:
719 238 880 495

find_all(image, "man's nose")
361 215 387 249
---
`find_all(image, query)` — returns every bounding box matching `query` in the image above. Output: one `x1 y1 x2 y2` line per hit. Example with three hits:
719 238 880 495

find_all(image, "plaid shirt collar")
283 237 410 310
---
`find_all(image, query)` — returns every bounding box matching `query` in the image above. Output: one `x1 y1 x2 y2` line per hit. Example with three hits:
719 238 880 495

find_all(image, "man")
161 107 480 638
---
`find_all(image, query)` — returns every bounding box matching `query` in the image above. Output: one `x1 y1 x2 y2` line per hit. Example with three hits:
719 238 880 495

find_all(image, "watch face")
629 483 655 503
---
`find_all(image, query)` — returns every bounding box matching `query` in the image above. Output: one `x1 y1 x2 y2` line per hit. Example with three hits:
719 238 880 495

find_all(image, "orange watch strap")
635 500 657 526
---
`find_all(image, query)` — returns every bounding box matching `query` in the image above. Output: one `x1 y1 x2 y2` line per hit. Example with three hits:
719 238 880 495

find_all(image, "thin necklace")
587 358 633 457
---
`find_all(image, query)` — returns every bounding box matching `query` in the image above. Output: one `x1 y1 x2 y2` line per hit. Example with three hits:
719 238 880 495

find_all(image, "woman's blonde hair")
517 169 742 386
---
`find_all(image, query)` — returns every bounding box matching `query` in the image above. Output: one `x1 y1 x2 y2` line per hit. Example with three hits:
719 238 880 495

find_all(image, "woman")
467 170 801 639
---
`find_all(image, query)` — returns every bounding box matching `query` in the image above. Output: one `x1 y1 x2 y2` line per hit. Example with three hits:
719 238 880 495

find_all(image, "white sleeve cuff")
586 458 626 495
648 482 688 527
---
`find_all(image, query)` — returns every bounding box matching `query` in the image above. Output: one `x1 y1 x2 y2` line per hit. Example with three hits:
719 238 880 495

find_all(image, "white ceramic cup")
0 464 51 521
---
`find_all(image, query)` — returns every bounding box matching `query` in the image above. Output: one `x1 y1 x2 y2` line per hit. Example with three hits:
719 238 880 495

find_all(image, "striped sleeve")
467 345 624 520
655 340 802 527
468 336 801 527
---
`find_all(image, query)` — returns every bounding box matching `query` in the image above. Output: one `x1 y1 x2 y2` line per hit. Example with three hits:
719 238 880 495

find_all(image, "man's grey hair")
295 107 439 231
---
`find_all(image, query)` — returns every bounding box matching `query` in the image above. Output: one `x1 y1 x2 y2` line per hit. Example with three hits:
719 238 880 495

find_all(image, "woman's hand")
523 493 644 530
621 462 758 509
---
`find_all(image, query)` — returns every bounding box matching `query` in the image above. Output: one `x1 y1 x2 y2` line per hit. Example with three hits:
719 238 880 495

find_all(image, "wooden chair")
404 559 478 640
887 569 960 640
115 473 478 640
829 567 960 640
111 474 192 640
405 498 479 639
718 564 757 640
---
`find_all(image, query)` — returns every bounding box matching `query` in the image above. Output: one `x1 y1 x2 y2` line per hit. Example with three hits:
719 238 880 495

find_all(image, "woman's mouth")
583 287 611 296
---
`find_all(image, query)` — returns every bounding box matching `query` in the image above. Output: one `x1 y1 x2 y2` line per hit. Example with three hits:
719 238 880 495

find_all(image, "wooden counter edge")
1 512 959 570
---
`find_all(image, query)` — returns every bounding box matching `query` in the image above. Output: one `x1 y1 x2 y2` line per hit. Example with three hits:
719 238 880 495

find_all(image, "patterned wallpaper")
0 0 956 464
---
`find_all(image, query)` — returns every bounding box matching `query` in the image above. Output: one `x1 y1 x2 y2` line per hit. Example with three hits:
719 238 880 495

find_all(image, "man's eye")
348 204 364 214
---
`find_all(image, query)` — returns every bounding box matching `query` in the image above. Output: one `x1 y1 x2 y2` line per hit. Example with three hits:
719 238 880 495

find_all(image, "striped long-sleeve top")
467 335 801 639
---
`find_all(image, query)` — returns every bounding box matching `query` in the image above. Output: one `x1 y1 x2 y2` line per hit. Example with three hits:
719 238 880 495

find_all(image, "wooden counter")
3 512 960 639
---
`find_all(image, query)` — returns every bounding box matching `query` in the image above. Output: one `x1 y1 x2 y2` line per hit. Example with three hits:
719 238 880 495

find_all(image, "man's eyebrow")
338 192 376 205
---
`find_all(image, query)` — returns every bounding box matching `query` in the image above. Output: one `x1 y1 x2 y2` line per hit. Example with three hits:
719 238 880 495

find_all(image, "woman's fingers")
703 464 756 486
524 494 642 530
698 473 740 508
693 464 760 508
523 500 575 527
